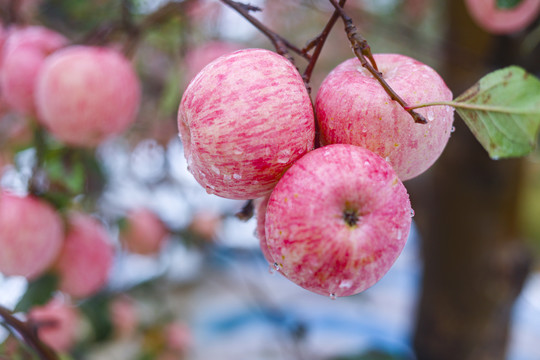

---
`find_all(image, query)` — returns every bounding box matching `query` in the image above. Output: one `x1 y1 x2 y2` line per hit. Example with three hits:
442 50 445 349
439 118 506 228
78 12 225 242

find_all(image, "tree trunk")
409 1 537 359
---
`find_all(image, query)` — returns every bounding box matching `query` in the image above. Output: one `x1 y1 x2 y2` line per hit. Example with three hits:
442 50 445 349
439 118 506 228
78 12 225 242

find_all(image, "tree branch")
302 0 347 84
0 305 59 360
328 0 428 124
219 0 310 65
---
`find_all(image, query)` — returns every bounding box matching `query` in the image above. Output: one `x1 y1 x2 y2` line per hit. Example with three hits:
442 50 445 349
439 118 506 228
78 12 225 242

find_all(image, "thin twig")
0 305 59 360
328 0 428 124
235 199 254 221
219 0 310 64
302 0 346 84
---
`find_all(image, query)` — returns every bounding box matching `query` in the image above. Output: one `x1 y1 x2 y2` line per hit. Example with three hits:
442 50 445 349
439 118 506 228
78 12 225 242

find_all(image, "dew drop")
329 293 337 300
339 280 353 289
273 262 280 271
451 126 456 133
268 265 276 274
277 149 292 164
397 229 402 240
233 148 243 155
223 174 232 181
410 208 415 218
233 173 242 180
205 184 216 195
427 111 435 121
362 127 368 133
385 156 390 163
211 165 220 175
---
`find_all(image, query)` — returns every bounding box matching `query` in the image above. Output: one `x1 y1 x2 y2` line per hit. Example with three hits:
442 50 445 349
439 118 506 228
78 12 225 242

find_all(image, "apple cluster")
178 48 454 297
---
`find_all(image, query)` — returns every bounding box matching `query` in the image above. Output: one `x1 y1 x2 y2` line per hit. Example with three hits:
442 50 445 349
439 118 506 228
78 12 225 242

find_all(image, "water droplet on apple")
233 173 242 180
385 156 390 163
273 262 280 271
233 148 243 155
205 184 216 195
268 264 276 274
362 127 367 133
397 229 402 240
410 209 415 217
329 293 337 300
277 149 291 164
223 174 232 181
451 126 456 133
211 165 220 175
339 280 352 289
427 110 435 121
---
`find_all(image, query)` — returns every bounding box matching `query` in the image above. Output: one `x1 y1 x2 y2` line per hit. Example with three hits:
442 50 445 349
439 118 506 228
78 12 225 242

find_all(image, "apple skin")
54 212 114 298
0 192 64 279
35 45 141 147
315 53 454 181
120 208 168 255
465 0 540 34
254 195 274 264
0 26 67 115
27 298 80 353
178 48 315 199
265 144 412 297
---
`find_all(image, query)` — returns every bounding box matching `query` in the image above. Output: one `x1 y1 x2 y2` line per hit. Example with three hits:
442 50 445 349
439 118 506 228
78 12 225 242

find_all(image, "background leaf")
453 66 540 159
496 0 524 9
14 274 58 313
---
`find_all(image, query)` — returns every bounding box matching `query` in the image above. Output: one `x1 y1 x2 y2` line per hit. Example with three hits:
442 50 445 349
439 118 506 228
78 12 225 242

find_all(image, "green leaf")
453 66 540 159
496 0 523 9
14 273 59 313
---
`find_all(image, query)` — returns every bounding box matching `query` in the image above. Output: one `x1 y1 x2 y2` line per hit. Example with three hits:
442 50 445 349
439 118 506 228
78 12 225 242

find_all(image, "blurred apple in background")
27 297 80 353
35 45 141 147
465 0 540 34
54 212 114 298
0 26 67 116
0 192 64 279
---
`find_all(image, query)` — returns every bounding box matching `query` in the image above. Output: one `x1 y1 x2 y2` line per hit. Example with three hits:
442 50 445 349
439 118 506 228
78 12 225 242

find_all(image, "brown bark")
409 1 537 360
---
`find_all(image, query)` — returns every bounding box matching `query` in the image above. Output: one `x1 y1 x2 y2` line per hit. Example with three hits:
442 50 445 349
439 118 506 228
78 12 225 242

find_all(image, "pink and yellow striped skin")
265 144 412 297
316 54 454 181
178 48 315 199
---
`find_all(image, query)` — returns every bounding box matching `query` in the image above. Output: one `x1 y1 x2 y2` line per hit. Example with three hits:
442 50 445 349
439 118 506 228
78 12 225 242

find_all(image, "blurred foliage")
14 274 58 313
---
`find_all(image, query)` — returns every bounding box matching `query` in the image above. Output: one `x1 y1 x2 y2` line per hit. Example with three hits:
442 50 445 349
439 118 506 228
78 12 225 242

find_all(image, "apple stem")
219 0 310 67
0 305 60 360
328 0 428 125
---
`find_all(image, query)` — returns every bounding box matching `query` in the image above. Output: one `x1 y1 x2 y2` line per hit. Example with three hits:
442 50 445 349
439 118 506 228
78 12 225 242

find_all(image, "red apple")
0 192 64 279
54 212 114 298
35 45 141 147
178 48 315 199
27 298 80 353
265 144 412 297
316 53 454 181
120 208 168 255
465 0 540 34
0 26 67 115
